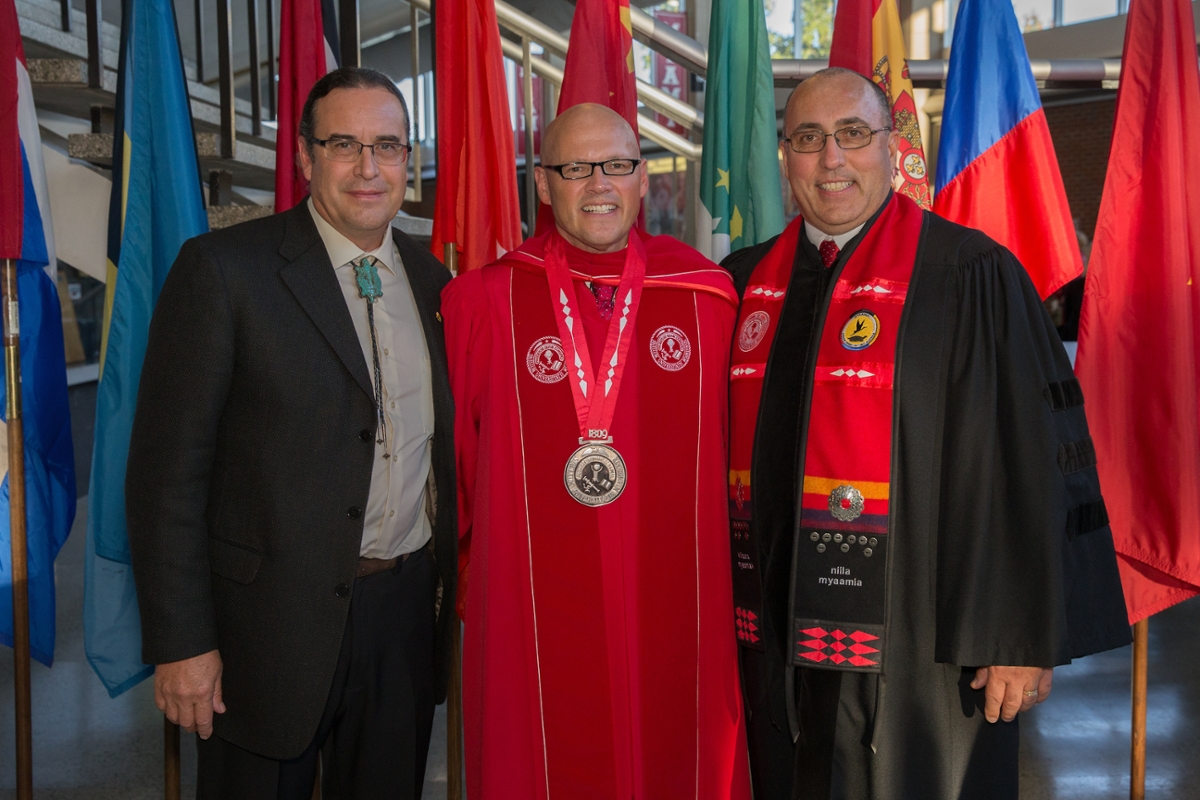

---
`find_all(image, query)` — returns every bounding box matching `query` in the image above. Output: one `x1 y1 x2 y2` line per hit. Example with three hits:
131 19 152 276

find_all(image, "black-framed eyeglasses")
784 126 891 154
541 159 644 180
310 136 412 165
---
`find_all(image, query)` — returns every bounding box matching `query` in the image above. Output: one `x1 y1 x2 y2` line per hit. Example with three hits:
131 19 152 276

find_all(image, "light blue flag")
84 0 207 697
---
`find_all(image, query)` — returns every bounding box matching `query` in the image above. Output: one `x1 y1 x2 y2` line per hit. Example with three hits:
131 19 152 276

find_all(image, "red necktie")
819 238 840 269
592 283 616 320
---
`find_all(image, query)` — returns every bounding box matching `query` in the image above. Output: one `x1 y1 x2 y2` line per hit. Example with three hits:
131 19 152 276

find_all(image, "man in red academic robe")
443 103 751 800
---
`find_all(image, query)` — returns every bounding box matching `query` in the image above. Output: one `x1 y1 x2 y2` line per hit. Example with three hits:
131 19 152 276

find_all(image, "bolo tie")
353 255 390 460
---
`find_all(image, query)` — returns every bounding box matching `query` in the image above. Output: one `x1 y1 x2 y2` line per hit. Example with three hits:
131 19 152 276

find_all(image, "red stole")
728 194 924 673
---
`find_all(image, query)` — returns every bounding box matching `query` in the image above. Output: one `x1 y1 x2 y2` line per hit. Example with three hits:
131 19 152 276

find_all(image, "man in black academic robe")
723 67 1130 800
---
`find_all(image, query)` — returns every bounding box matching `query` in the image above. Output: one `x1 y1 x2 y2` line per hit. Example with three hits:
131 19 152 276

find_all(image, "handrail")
770 57 1122 86
629 6 707 79
631 4 1125 89
411 0 703 136
493 35 701 160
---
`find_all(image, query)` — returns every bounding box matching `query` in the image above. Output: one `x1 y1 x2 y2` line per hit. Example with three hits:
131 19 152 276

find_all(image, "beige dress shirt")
308 200 434 559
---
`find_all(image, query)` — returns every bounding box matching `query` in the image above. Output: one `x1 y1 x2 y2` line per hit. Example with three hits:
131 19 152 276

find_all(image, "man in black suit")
126 67 455 799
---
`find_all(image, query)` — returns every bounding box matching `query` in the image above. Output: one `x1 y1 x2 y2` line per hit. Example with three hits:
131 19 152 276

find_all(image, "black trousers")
740 647 798 800
197 548 438 800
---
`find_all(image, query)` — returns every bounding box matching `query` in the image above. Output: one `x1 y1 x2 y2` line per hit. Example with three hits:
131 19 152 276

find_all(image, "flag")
534 0 641 234
830 0 931 208
0 0 76 667
84 0 208 696
1074 0 1200 624
430 0 521 273
557 0 638 135
699 0 784 261
273 0 340 212
933 0 1081 299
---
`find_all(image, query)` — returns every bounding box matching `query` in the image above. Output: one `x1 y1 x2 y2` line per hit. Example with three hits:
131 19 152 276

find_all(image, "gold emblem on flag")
829 485 865 522
564 442 628 506
840 311 880 351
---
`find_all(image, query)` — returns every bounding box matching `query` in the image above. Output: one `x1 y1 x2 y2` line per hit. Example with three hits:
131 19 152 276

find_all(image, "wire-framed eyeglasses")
311 136 412 165
541 159 644 180
784 126 891 154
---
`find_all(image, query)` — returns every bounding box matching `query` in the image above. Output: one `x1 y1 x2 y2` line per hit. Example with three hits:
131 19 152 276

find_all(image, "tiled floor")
1 500 1195 799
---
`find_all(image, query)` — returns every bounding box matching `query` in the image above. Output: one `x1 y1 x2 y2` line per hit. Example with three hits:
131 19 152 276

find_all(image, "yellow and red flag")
829 0 931 209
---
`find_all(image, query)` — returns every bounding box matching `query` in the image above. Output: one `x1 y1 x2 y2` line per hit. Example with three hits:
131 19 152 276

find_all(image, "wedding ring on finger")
1023 689 1040 698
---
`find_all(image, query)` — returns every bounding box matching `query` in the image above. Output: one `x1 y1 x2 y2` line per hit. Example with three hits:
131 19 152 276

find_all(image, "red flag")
1075 0 1200 623
431 0 521 273
558 0 639 132
1 0 23 258
274 0 339 212
829 0 931 208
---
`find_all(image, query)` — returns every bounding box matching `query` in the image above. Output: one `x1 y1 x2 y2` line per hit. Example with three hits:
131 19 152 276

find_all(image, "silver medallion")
564 442 628 506
828 484 865 522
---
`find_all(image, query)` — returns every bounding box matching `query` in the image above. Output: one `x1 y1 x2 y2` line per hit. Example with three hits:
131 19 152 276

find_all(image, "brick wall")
1043 97 1116 242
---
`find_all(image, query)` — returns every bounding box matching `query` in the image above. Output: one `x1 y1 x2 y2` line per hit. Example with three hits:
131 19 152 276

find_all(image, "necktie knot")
819 239 840 269
591 283 616 320
354 256 383 303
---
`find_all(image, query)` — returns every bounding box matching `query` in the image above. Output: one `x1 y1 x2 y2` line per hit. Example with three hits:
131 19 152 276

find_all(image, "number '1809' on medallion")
564 443 628 506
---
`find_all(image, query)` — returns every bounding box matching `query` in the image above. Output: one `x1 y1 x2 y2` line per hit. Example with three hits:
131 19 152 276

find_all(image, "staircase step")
68 131 277 190
208 204 274 230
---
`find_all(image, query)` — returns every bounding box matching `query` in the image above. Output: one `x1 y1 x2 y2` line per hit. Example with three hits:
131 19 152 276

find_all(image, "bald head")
534 103 647 254
541 103 640 165
784 68 892 133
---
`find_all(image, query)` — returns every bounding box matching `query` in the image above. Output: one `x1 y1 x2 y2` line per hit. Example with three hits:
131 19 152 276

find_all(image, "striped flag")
84 0 207 696
0 0 76 667
274 0 340 212
830 0 931 208
699 0 784 261
933 0 1081 299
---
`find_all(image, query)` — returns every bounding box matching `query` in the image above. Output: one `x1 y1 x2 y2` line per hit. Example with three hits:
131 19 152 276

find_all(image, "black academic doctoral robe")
723 208 1131 800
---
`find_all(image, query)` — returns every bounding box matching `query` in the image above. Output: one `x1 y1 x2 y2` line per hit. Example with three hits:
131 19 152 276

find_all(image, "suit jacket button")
334 584 350 598
359 429 372 443
347 506 362 519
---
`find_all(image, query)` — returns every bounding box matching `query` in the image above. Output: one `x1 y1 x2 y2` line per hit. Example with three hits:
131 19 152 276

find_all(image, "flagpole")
521 37 538 236
1130 618 1148 800
3 256 34 800
443 242 464 800
165 717 180 800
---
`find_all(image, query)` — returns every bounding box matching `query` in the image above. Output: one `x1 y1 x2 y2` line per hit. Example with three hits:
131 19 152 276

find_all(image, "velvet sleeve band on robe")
921 223 1131 667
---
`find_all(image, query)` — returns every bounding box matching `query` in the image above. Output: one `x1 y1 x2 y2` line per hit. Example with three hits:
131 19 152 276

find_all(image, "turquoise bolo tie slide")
354 257 383 302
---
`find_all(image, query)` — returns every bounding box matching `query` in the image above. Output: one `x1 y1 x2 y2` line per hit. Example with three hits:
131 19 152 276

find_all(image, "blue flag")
84 0 207 697
0 17 76 667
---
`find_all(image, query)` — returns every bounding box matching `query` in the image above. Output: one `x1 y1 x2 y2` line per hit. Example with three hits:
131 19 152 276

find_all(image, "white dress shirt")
308 200 434 559
805 220 866 252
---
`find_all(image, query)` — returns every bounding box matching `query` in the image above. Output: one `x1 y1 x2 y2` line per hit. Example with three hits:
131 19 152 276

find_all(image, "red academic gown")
443 229 751 800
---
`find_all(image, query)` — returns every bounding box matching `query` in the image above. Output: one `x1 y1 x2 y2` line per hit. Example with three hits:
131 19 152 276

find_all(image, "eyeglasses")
311 136 412 165
541 159 644 180
784 126 891 154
